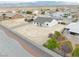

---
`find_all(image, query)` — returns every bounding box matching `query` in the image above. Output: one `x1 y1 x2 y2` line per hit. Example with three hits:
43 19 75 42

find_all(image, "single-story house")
24 14 35 22
64 22 79 35
33 16 58 27
50 12 64 20
32 10 39 15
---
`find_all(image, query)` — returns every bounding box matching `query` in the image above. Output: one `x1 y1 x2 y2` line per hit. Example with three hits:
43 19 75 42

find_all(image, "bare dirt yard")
13 23 66 45
0 19 66 45
0 18 25 28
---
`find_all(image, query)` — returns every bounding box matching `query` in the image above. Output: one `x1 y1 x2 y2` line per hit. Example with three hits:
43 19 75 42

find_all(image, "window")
70 32 77 35
46 24 48 26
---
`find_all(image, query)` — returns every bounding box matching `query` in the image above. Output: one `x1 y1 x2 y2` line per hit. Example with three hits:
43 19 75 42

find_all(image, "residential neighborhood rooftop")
0 4 79 57
34 16 53 24
66 22 79 34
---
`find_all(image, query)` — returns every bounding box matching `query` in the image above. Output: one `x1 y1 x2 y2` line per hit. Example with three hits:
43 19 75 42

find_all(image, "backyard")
0 19 66 45
13 23 66 45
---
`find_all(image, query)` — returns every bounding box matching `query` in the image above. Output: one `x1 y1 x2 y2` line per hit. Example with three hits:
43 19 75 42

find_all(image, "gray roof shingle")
34 17 53 24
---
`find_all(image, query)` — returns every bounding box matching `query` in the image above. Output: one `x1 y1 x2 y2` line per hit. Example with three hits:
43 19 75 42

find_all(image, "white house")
65 22 79 34
50 12 64 20
33 16 58 27
32 10 39 15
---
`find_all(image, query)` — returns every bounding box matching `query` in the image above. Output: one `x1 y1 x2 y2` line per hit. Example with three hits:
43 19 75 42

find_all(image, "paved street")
0 26 32 57
0 25 55 57
0 19 63 57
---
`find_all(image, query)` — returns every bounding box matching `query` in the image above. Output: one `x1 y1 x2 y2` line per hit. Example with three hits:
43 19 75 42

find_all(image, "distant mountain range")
0 1 79 7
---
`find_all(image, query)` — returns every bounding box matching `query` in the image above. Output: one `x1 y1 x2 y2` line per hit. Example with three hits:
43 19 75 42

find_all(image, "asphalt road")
0 27 32 57
0 25 53 57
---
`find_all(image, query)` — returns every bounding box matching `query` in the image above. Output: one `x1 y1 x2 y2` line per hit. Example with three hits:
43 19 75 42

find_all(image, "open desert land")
13 24 66 45
0 19 66 45
0 18 26 28
2 19 65 45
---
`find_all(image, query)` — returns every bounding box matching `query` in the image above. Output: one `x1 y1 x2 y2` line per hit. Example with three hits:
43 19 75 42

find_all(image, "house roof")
50 12 64 20
34 16 53 24
66 22 79 34
50 12 64 16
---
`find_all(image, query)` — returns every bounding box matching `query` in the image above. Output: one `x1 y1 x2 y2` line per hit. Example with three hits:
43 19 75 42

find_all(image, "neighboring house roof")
51 12 64 16
66 22 79 34
34 16 53 24
50 12 64 20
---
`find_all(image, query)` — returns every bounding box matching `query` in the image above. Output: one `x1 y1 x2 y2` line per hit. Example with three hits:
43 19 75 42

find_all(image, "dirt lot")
0 19 66 45
13 23 66 45
0 18 25 28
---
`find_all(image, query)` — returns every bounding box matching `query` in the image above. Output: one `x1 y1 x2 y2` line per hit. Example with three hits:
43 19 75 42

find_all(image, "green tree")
54 31 61 38
43 37 59 50
26 11 32 14
72 45 79 57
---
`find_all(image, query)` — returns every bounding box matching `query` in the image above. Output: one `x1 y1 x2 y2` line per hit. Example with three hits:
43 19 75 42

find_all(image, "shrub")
24 18 27 21
54 31 61 38
26 11 32 14
48 33 54 38
60 40 73 54
54 31 66 42
72 45 79 57
57 35 66 42
54 31 61 39
43 37 59 50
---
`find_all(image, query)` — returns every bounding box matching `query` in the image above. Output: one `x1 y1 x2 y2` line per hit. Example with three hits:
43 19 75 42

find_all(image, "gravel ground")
0 19 66 45
13 23 66 45
0 18 25 28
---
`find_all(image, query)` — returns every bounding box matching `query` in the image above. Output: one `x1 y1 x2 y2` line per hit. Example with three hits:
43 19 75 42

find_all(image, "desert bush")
43 37 59 50
54 31 61 38
72 44 79 57
26 11 32 14
48 33 54 38
60 40 73 54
